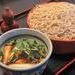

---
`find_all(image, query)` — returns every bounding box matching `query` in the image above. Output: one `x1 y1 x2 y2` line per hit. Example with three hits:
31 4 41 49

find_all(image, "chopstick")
55 58 75 75
0 8 31 25
0 0 53 25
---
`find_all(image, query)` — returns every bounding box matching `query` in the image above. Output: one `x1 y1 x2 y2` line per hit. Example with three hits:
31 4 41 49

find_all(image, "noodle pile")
28 2 75 40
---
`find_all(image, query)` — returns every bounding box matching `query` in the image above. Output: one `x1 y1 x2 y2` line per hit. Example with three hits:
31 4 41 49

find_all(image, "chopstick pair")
55 58 75 75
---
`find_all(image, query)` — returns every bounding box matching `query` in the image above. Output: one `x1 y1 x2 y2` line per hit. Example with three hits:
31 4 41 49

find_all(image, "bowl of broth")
0 28 53 75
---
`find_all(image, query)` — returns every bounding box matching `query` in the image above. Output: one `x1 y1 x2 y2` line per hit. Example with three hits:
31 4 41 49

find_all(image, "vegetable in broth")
0 35 48 68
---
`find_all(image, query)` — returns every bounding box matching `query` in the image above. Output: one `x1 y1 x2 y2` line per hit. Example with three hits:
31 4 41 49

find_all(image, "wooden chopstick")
0 0 53 25
0 8 31 25
55 58 75 75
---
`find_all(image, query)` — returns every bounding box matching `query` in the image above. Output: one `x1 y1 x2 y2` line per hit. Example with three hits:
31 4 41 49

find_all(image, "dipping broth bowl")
0 28 53 75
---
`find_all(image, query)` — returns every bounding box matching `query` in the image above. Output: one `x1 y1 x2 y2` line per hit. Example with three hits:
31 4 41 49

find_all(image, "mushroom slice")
3 45 13 64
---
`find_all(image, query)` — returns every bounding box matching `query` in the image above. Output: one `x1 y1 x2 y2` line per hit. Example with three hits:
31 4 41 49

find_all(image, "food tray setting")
0 9 74 75
0 0 75 75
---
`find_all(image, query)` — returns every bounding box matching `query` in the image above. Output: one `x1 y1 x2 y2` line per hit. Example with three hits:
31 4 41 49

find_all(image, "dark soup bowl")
0 28 53 75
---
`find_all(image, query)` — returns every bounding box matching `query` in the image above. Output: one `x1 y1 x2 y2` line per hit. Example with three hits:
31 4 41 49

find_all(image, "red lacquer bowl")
27 2 75 54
